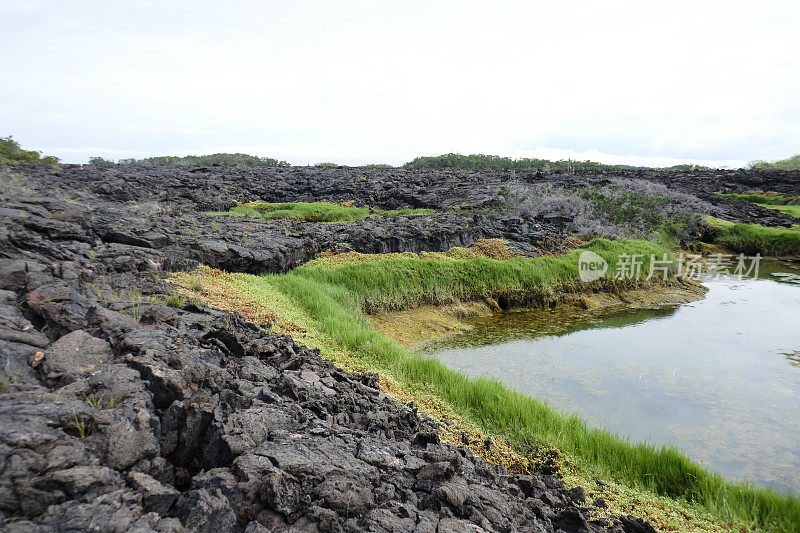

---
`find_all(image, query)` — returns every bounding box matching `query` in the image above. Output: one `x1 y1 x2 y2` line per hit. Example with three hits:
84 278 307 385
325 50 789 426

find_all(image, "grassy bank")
170 238 800 531
295 238 669 313
207 201 433 222
707 218 800 257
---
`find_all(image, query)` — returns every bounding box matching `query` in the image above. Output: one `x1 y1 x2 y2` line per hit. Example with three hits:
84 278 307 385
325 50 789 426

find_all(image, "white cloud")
3 0 799 165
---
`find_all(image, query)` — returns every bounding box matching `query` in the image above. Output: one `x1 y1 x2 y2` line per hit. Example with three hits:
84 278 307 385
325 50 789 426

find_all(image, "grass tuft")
164 290 186 307
84 393 119 410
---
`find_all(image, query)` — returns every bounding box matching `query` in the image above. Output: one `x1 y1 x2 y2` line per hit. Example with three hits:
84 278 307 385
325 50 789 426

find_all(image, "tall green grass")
294 238 670 312
252 237 800 531
713 222 800 257
207 201 433 223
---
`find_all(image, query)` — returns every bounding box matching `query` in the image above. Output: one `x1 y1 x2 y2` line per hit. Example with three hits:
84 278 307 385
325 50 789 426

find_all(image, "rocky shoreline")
1 164 796 531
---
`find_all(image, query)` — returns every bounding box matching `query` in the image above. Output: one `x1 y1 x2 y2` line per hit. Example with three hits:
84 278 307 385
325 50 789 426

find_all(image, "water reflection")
423 261 800 494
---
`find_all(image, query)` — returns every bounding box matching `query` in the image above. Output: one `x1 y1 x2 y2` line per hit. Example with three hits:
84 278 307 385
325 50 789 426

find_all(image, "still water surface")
423 260 800 493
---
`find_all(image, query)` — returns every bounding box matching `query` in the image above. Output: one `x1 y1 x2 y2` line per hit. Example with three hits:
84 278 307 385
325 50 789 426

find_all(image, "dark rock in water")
1 163 772 531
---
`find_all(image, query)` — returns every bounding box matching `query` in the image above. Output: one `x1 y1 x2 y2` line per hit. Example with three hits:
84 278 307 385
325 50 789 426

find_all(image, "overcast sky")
2 1 799 167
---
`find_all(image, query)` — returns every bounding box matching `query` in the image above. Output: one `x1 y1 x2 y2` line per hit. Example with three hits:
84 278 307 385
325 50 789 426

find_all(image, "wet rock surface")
3 163 794 531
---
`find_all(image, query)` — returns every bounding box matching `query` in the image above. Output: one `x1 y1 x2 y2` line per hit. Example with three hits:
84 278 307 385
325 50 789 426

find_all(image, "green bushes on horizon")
748 154 800 171
404 152 620 171
0 136 60 165
115 153 290 167
403 153 714 172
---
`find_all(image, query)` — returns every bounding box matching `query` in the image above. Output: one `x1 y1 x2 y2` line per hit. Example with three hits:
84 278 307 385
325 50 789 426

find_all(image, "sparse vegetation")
69 412 92 438
84 393 119 410
715 191 800 219
0 375 15 392
0 168 37 195
512 178 714 245
207 201 434 223
0 136 60 165
164 290 186 307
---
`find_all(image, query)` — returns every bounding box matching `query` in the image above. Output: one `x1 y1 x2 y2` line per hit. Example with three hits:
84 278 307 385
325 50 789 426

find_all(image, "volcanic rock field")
0 164 797 532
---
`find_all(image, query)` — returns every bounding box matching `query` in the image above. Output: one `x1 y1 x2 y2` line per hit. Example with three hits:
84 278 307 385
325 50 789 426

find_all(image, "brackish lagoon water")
422 260 800 494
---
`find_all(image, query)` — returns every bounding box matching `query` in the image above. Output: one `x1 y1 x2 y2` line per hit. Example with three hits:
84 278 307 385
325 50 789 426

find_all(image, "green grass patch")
207 201 434 223
757 203 800 219
710 220 800 256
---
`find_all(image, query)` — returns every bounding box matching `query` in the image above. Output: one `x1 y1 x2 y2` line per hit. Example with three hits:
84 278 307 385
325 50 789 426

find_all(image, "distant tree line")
4 134 797 171
402 153 715 172
403 153 613 171
108 153 291 167
0 136 60 165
